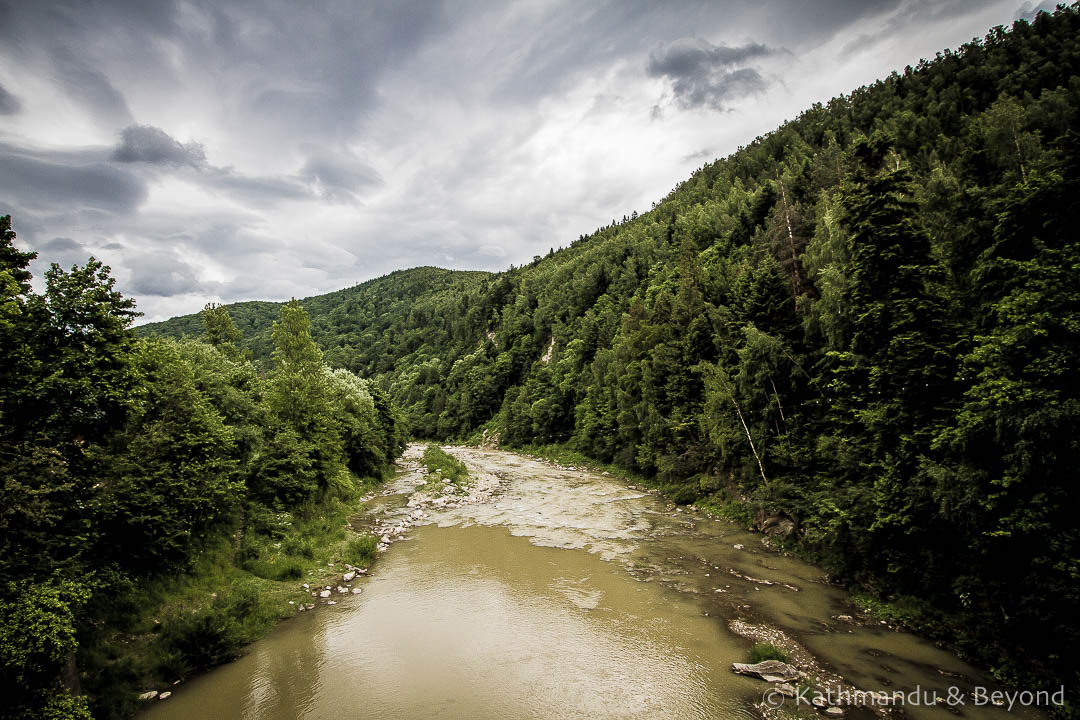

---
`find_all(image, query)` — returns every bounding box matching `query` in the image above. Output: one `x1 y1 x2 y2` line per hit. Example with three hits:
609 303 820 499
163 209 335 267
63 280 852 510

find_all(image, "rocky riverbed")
140 444 1045 720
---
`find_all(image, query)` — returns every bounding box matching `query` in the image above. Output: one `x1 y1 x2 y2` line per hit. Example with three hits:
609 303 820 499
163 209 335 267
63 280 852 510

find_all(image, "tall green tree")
253 301 340 505
201 303 248 362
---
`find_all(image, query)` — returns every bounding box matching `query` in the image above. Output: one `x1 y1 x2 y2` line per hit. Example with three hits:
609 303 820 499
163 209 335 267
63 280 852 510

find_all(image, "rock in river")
731 660 803 683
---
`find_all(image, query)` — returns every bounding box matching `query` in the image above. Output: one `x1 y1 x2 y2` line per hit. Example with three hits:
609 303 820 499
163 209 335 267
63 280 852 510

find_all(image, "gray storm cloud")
0 83 20 114
113 124 207 167
647 38 774 111
125 249 210 297
0 0 1017 322
33 237 92 270
0 146 147 215
300 147 383 202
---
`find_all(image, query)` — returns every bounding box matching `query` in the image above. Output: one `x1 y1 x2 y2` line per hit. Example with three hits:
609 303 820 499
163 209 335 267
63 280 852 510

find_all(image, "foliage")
91 339 243 572
344 534 378 567
200 302 248 362
749 643 788 664
421 444 470 484
141 8 1080 707
0 228 404 718
0 581 92 720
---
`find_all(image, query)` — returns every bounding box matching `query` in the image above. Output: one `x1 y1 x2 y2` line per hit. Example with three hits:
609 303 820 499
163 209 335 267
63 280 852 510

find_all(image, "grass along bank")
418 444 472 496
80 473 384 719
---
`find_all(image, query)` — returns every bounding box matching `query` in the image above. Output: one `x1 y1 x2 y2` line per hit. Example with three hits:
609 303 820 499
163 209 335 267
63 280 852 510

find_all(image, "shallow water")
142 446 1044 720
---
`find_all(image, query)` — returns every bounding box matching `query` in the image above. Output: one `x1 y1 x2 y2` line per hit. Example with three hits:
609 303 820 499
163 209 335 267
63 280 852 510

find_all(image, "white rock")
302 583 309 590
326 600 337 606
139 691 159 701
343 571 356 582
319 589 331 598
337 586 348 594
733 544 744 550
352 588 362 594
158 692 172 700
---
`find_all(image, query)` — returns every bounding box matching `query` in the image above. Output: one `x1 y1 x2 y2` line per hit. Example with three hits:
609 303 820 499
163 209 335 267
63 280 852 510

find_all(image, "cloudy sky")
0 0 1051 322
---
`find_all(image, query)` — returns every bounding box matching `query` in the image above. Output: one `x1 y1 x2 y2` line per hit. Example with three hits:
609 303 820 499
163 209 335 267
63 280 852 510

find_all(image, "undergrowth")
78 470 385 719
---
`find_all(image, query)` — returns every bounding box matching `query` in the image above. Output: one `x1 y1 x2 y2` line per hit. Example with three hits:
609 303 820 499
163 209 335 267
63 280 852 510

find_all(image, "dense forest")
1 220 406 719
147 7 1080 711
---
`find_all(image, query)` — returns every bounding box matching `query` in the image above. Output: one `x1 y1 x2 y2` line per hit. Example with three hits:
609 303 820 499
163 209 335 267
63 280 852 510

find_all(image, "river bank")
97 478 384 717
141 443 1048 719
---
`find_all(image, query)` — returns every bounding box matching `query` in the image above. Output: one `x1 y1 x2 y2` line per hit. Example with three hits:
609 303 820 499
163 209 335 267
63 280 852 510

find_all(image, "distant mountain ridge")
140 266 493 374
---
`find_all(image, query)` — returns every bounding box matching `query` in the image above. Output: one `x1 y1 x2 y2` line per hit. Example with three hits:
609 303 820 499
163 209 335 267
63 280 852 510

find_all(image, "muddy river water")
142 445 1041 719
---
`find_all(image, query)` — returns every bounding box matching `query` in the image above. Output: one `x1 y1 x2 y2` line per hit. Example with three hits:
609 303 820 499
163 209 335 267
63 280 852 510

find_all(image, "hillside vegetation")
143 8 1080 712
0 242 406 719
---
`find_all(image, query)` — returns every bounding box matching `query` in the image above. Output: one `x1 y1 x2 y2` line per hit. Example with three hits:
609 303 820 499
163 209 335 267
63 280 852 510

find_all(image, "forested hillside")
1 225 406 719
144 7 1080 711
143 267 492 375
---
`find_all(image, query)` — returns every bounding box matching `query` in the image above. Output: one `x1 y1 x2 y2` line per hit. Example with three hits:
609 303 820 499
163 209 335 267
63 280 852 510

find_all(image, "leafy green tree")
1 254 140 582
0 215 34 293
201 302 249 362
92 339 242 572
254 301 341 505
0 581 92 720
26 259 140 451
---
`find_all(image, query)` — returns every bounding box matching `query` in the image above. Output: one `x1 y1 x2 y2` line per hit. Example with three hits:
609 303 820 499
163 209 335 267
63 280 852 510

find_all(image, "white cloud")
0 0 1021 323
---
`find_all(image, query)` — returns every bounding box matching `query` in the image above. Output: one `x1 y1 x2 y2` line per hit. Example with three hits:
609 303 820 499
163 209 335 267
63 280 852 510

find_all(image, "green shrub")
421 444 469 484
694 492 754 528
281 534 316 559
344 534 377 567
157 584 276 678
749 643 788 663
272 559 303 581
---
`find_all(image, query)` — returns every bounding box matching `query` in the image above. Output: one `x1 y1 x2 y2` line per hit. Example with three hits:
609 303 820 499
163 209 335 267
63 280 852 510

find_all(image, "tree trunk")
731 397 768 484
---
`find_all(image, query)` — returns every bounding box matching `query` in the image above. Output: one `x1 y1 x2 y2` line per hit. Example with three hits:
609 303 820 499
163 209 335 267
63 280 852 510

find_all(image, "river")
141 445 1042 719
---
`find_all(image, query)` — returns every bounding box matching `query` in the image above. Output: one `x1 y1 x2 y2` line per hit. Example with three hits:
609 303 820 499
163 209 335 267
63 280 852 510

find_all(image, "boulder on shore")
732 660 803 683
756 514 795 537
